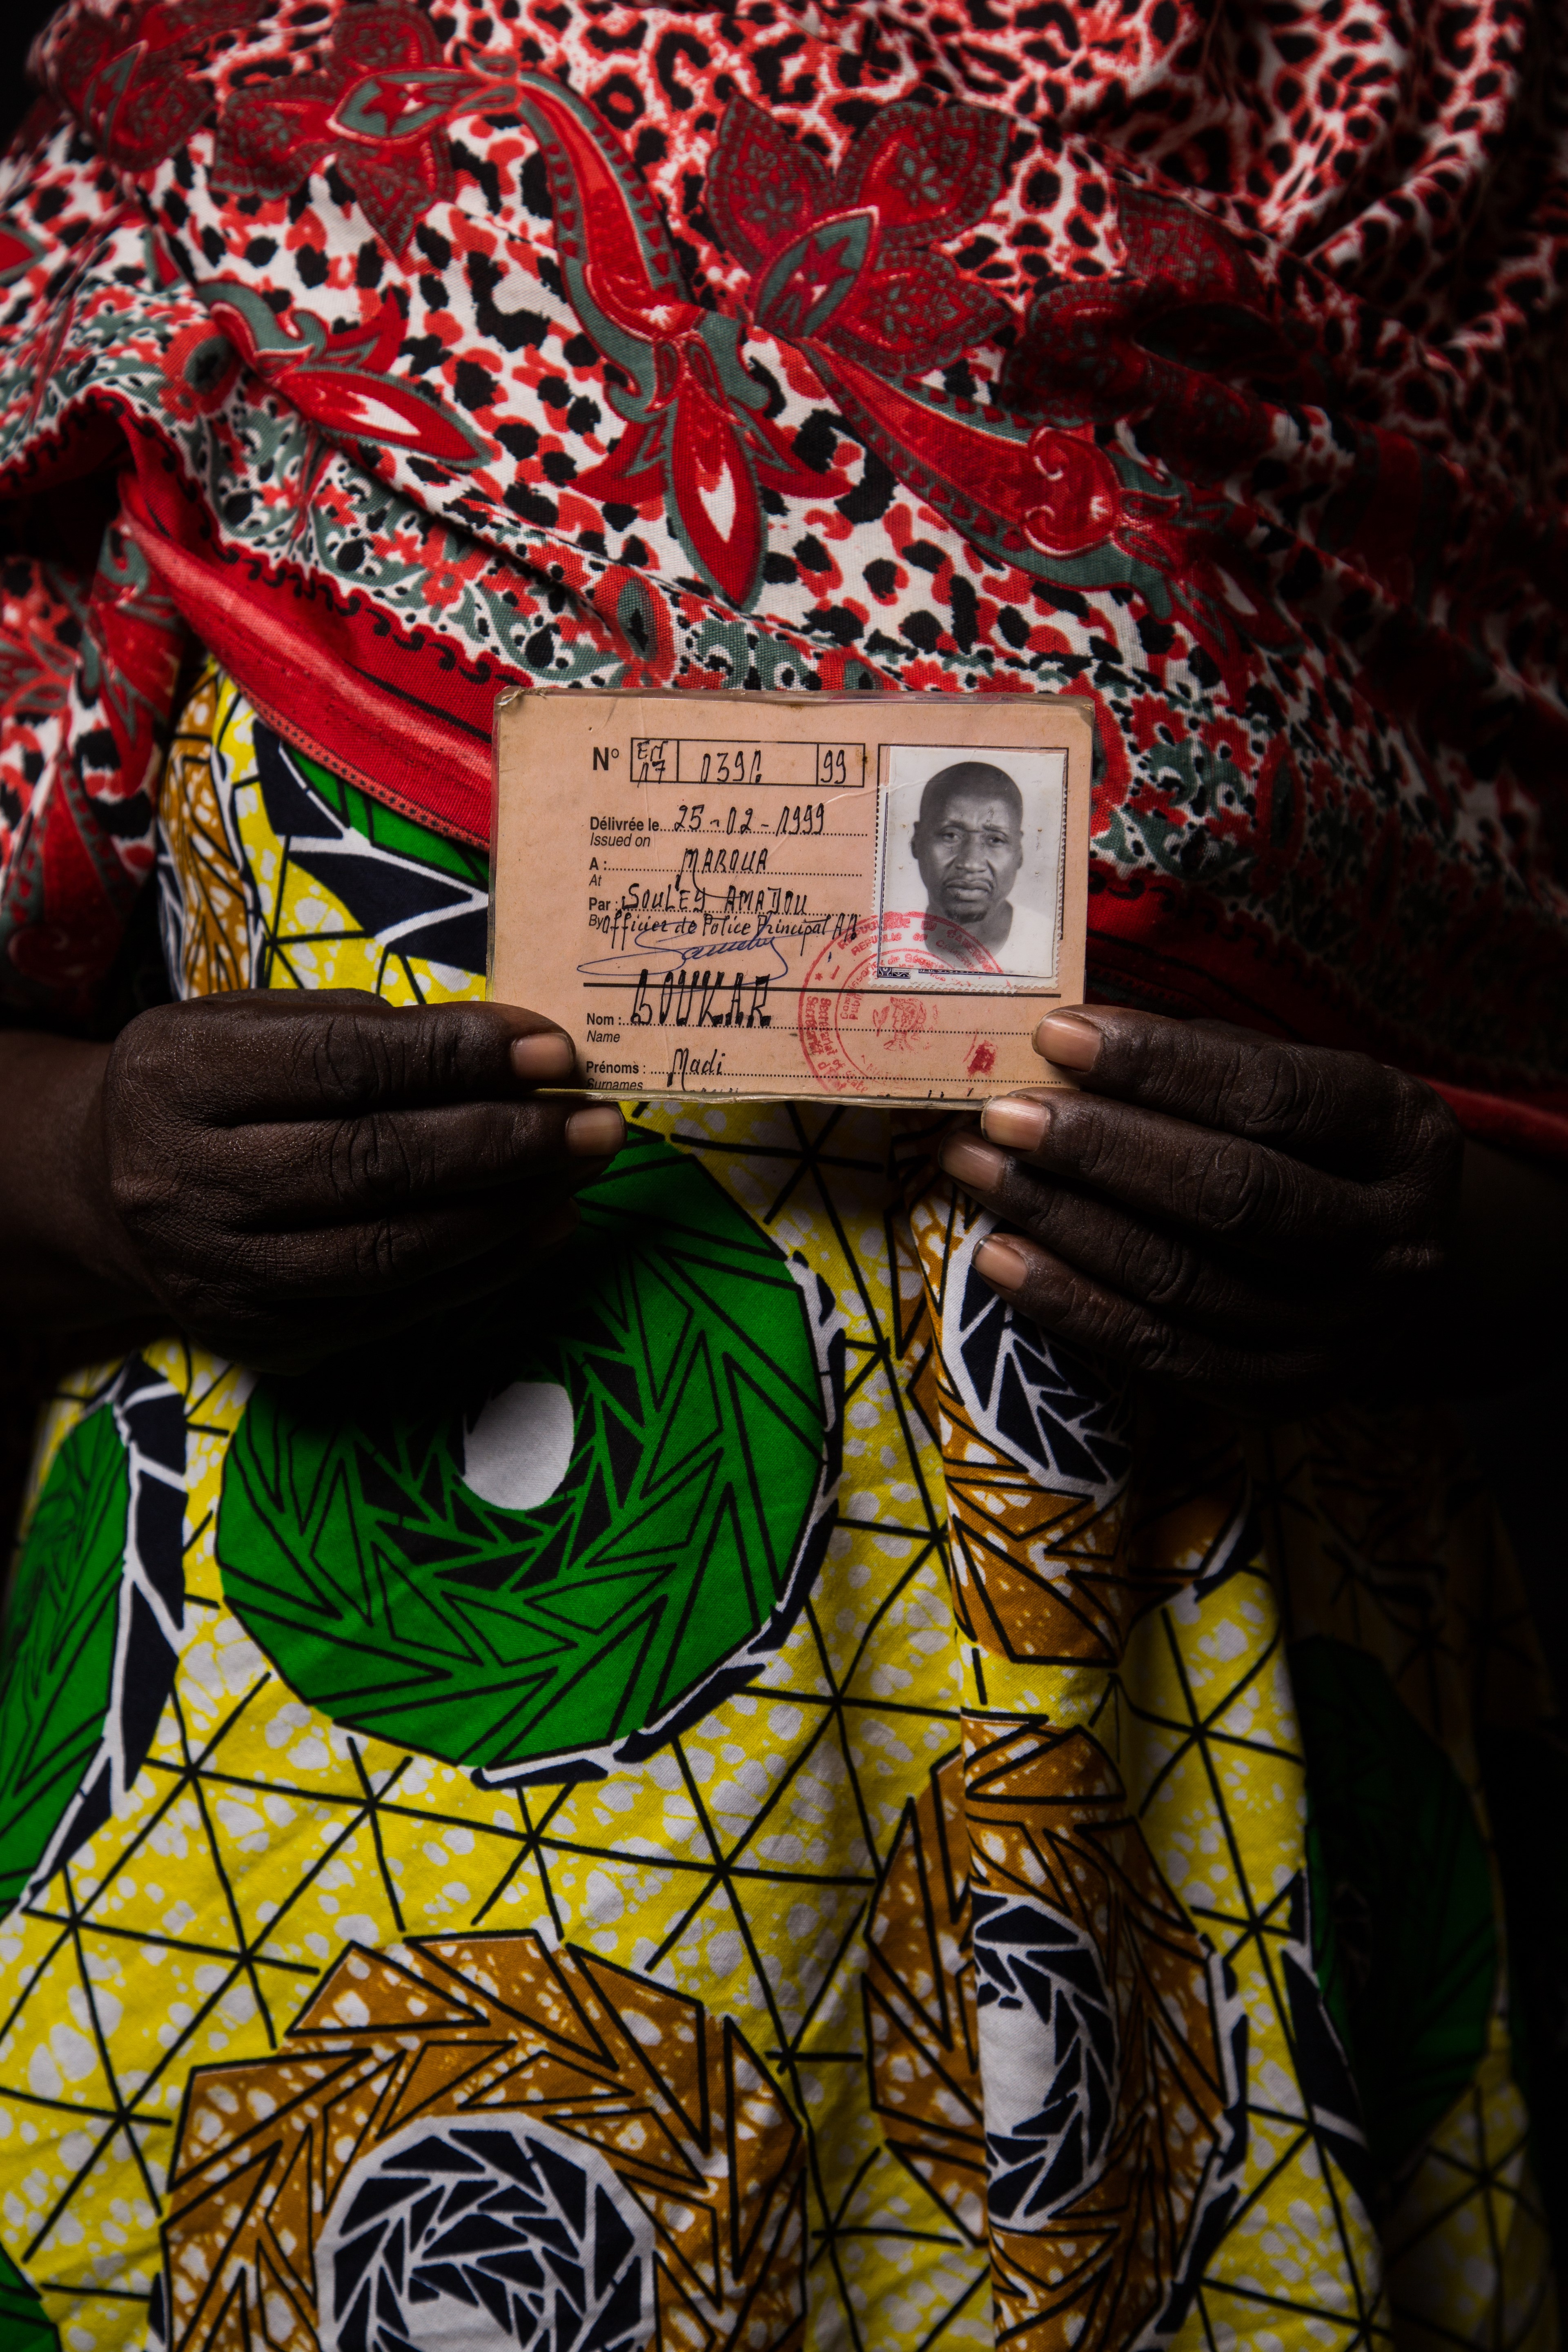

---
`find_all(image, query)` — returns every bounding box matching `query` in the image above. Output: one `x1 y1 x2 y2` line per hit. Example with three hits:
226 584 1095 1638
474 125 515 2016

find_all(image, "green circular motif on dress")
0 2244 59 2352
216 1129 838 1778
0 1359 186 1916
1294 1633 1496 2181
0 1405 127 1912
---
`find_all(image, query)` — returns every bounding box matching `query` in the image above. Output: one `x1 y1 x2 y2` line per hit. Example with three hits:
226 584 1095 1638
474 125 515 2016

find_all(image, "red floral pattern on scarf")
211 3 508 256
1001 188 1307 479
50 0 262 172
0 0 1565 1156
710 98 1011 374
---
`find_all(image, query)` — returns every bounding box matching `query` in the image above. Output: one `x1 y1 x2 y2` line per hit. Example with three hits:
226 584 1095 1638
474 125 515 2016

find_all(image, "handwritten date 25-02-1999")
667 802 827 835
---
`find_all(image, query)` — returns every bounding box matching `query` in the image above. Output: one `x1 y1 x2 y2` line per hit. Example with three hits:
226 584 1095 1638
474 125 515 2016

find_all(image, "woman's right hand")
66 989 622 1370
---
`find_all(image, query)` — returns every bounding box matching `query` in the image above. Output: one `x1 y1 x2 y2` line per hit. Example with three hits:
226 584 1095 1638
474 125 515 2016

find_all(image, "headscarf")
2 0 1567 1150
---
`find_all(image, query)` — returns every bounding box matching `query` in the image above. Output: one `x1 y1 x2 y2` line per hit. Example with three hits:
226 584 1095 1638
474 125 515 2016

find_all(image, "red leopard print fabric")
0 0 1566 1145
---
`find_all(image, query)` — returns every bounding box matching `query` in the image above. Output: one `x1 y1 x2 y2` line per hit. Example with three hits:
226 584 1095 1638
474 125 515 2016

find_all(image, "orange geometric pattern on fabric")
154 668 249 1001
158 1932 806 2352
864 1753 984 2243
904 1186 1249 1663
965 1721 1240 2352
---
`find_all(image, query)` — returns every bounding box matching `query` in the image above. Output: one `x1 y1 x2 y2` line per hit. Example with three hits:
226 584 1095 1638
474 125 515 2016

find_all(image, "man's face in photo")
912 775 1024 933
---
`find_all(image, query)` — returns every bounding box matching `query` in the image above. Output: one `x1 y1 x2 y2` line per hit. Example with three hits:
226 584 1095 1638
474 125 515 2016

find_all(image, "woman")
0 0 1563 2344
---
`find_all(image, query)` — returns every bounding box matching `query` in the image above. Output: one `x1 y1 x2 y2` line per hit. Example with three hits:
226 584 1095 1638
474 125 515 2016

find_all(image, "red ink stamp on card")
797 911 1002 1093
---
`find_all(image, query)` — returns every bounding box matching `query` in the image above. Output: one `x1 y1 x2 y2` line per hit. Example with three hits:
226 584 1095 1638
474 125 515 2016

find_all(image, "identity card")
490 688 1092 1104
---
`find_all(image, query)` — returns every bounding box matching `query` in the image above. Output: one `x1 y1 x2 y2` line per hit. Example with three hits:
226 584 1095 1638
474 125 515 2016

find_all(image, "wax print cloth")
0 0 1567 2346
0 662 1560 2352
0 0 1567 1147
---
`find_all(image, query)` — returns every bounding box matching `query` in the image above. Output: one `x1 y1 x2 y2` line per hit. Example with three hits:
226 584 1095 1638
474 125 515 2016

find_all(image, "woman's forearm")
0 1028 154 1334
0 1023 171 1373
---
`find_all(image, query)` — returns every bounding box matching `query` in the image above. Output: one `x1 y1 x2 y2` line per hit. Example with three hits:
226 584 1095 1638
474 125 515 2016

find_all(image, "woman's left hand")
939 1007 1465 1419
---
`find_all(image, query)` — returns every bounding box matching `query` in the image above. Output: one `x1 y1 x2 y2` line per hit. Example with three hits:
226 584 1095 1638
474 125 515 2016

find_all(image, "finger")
1031 1008 1453 1176
227 1205 584 1374
941 1137 1361 1341
968 1229 1333 1420
956 1095 1388 1256
211 1161 606 1304
208 1097 625 1226
153 991 579 1124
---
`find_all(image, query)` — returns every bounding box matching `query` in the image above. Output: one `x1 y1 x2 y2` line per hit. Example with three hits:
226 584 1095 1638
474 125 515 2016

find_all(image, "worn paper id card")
490 688 1092 1104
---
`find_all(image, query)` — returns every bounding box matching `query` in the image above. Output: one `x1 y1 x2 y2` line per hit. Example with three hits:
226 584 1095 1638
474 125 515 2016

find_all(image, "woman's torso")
0 664 1556 2352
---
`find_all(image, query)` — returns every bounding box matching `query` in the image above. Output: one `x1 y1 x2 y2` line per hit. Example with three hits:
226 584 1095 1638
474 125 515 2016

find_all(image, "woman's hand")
939 1007 1467 1418
4 989 623 1371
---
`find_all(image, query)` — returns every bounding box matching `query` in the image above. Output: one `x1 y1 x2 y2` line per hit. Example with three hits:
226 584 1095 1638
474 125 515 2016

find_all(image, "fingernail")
566 1105 626 1158
512 1030 575 1083
974 1236 1029 1293
982 1096 1049 1151
940 1136 1009 1195
1036 1012 1102 1071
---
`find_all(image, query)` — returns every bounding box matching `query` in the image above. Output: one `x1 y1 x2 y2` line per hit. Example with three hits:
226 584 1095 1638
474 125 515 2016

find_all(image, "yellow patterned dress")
0 666 1559 2352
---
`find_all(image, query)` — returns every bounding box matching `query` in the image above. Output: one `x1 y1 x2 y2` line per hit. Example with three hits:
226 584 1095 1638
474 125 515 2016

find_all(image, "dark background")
2 2 52 146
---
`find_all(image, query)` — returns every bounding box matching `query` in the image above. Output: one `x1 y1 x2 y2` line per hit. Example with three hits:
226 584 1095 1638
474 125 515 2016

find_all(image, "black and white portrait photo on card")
875 744 1068 985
